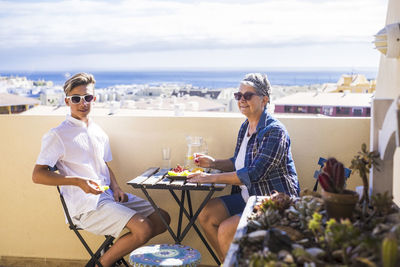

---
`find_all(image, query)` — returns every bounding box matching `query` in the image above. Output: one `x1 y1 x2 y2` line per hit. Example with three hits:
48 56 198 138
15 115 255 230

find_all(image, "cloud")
0 0 387 52
0 0 388 70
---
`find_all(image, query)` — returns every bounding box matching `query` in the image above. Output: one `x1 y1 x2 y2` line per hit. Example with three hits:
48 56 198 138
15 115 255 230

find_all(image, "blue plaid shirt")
230 109 300 197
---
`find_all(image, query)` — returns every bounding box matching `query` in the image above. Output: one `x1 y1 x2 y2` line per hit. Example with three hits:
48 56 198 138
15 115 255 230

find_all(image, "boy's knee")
126 215 153 243
136 222 153 244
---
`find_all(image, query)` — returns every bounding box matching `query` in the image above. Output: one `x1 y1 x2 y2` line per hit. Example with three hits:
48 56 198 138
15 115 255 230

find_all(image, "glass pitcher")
185 136 208 169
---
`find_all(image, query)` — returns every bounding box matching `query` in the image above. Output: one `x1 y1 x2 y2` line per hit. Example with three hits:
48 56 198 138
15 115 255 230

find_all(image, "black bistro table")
127 167 226 265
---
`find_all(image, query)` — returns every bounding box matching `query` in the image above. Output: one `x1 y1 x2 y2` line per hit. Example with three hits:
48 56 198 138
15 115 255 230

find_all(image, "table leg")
186 190 193 217
168 189 221 266
140 188 180 243
176 190 185 240
179 190 214 240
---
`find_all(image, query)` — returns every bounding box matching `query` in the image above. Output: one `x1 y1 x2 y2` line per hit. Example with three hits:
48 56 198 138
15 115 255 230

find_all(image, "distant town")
0 73 376 117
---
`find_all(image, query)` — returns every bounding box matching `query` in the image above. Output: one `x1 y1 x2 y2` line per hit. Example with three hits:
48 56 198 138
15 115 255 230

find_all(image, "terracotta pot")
321 189 359 220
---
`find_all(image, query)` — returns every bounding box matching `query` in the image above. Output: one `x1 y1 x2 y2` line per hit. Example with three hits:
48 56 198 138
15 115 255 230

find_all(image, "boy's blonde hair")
63 73 96 95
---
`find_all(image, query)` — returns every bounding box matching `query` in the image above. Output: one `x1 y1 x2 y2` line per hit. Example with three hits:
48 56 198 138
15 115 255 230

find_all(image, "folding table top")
127 167 226 191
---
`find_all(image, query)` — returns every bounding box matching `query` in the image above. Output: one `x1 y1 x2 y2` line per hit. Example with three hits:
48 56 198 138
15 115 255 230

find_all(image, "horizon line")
0 66 379 73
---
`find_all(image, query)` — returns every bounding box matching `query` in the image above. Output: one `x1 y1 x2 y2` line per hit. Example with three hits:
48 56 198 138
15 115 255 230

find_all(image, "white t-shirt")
235 126 250 202
36 115 112 217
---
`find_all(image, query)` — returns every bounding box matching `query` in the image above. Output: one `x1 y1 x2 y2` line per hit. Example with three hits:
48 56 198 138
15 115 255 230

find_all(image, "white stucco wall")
372 0 400 206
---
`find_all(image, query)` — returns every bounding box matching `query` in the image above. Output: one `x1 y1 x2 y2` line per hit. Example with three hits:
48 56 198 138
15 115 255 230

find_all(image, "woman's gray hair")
240 73 271 100
63 72 96 95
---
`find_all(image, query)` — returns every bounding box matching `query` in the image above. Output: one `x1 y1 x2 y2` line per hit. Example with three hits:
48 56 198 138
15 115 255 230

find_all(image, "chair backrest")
56 185 80 230
48 166 79 229
313 157 351 191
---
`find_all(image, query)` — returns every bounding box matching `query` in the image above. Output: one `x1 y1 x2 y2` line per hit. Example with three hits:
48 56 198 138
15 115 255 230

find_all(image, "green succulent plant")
381 232 398 267
371 191 394 216
287 195 324 230
254 191 293 214
247 208 281 231
325 218 361 264
350 143 380 206
308 212 323 243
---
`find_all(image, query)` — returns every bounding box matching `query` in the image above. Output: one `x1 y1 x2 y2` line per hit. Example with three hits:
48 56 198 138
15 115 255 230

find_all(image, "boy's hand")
76 178 103 195
113 187 128 202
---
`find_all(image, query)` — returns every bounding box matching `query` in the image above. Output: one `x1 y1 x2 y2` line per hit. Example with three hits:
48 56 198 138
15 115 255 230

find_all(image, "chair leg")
85 257 105 267
73 228 95 257
102 236 114 254
120 257 129 267
84 236 114 267
115 257 129 267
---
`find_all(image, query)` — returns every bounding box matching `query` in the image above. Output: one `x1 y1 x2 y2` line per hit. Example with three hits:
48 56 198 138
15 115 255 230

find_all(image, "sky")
0 0 389 71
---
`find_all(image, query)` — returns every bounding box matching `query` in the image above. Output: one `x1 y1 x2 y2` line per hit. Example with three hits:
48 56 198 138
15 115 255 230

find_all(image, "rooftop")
21 104 241 117
274 92 374 107
0 92 40 107
337 73 372 86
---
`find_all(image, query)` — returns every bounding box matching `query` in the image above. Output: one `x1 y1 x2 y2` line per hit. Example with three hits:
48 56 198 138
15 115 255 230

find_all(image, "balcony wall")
0 113 370 265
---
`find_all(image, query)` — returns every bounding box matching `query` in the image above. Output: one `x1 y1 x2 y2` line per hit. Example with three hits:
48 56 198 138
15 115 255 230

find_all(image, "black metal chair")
51 166 128 267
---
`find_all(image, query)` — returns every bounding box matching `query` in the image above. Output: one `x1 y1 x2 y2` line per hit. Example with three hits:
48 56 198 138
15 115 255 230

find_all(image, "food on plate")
167 164 204 177
168 164 189 176
191 167 204 172
172 164 186 173
168 170 191 177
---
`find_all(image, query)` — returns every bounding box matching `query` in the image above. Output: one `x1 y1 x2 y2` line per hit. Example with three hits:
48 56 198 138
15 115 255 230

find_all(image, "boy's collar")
66 114 91 127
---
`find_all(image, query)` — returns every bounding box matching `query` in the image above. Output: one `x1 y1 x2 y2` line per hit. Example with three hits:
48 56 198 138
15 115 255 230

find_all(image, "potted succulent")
318 157 359 220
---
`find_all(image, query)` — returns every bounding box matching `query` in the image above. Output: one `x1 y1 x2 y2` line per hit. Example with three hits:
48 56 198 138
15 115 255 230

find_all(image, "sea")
0 69 378 89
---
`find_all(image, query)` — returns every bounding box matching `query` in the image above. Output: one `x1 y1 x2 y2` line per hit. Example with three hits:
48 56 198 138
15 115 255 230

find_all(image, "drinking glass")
162 147 171 169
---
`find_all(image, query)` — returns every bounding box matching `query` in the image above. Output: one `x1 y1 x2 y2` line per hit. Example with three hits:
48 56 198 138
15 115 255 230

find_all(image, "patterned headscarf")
240 73 271 101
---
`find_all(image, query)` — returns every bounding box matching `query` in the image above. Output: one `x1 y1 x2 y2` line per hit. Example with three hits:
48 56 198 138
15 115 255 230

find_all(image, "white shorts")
72 190 155 238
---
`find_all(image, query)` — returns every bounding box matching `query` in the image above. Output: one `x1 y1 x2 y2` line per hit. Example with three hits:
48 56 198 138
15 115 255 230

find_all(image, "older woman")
187 73 299 261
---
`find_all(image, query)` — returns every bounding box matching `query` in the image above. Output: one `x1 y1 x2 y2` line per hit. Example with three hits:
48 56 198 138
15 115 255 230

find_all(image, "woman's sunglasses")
234 92 259 101
66 94 94 104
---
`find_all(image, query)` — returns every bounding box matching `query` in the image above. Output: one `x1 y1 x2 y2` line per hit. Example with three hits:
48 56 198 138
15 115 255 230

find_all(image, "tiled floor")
0 256 217 267
0 256 86 267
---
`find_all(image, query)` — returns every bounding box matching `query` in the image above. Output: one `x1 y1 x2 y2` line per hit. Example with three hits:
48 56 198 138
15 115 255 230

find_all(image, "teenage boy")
32 72 170 267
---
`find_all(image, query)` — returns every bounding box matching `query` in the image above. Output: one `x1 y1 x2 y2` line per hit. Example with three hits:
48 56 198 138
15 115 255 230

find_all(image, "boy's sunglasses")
66 94 94 104
234 92 259 101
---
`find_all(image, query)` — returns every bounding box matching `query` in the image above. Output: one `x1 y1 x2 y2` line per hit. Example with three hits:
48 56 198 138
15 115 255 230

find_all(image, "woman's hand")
113 186 128 202
187 172 215 183
194 153 215 168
